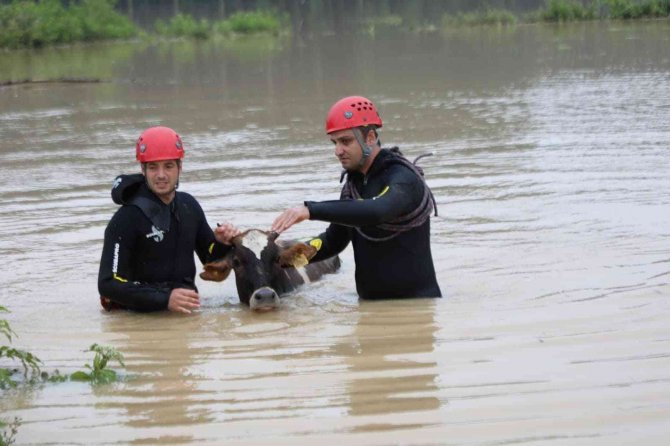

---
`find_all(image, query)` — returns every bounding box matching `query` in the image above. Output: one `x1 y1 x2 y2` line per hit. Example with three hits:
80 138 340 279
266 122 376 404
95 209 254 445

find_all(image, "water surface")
1 22 669 445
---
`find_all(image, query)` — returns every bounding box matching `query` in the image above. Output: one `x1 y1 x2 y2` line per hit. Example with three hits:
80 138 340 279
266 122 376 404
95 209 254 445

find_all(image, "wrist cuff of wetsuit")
304 201 315 220
210 241 231 260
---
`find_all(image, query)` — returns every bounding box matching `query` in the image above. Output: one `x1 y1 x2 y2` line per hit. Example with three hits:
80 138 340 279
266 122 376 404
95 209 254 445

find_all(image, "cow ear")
277 243 317 268
200 258 233 282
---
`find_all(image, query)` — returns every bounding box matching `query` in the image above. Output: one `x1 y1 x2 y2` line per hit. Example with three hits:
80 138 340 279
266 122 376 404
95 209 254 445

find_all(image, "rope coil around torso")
341 148 438 242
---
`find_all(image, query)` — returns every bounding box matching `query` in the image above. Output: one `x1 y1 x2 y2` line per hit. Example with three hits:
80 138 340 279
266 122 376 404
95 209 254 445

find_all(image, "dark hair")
359 125 380 146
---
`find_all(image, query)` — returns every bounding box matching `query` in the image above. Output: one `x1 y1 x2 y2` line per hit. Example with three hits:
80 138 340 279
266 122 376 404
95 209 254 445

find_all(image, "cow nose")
250 287 280 311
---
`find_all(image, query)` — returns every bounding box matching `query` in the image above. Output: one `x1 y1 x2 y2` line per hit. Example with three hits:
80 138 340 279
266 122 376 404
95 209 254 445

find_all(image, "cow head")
200 229 317 310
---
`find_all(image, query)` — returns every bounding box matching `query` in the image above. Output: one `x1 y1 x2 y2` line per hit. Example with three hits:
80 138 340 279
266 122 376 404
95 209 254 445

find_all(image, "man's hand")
271 206 310 233
215 221 241 245
167 288 200 314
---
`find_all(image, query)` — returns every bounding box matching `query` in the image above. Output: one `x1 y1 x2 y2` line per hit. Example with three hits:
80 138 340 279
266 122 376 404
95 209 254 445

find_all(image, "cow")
199 229 341 310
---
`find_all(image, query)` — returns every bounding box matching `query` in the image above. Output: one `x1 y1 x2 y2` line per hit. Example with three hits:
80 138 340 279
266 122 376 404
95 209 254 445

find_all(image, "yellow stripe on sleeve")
309 238 323 251
375 185 390 199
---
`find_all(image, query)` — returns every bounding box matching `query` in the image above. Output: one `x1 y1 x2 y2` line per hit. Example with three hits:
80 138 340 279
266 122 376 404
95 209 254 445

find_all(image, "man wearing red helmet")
98 126 240 313
272 96 441 300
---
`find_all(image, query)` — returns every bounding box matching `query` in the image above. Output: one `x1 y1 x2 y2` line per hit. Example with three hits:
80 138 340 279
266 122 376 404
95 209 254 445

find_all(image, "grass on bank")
1 0 668 48
535 0 598 21
0 0 136 49
0 1 286 49
0 416 20 446
155 10 286 40
603 0 670 18
443 9 518 27
154 13 210 39
538 0 670 21
442 0 670 27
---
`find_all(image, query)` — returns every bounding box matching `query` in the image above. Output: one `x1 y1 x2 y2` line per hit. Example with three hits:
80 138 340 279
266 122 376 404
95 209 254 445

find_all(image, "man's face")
329 129 363 171
142 159 180 202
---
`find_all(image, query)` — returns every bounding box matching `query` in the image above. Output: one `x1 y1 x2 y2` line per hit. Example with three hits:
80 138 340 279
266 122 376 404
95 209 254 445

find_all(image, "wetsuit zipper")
169 201 180 289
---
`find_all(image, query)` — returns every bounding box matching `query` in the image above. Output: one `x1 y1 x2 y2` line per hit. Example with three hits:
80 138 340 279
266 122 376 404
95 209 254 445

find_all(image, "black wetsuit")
306 148 442 300
98 174 230 311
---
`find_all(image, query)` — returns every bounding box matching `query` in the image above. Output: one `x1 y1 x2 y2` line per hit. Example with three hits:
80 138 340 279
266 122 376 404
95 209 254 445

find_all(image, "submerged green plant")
0 347 42 388
0 316 125 445
70 343 125 385
0 307 15 342
0 306 43 389
0 417 20 446
1 307 124 388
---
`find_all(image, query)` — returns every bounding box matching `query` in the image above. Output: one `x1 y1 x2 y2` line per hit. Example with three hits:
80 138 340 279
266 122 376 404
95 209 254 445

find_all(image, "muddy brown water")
1 22 669 445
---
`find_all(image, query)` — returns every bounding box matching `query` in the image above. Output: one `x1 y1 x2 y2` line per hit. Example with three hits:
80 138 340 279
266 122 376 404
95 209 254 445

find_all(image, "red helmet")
135 126 184 163
325 96 383 134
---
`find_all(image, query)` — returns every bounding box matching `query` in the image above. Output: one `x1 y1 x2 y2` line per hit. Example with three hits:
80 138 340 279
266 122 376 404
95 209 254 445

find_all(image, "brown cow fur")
277 243 317 268
200 259 232 282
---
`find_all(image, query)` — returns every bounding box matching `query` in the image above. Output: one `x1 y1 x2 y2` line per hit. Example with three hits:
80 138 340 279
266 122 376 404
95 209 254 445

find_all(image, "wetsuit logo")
112 177 122 189
145 225 165 242
113 243 120 273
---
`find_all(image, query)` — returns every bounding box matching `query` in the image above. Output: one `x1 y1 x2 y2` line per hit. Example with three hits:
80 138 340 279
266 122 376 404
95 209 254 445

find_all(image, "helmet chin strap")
175 160 181 190
353 127 373 169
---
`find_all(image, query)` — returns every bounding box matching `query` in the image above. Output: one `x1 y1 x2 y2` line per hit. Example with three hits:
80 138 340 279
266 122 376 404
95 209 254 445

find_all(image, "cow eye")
232 258 241 268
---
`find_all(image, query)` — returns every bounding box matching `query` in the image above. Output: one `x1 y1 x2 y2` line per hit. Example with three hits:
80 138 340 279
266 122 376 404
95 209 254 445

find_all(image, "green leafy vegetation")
155 13 211 39
443 9 518 27
0 3 288 48
0 306 42 390
441 0 670 28
70 343 126 385
0 0 137 49
0 417 20 446
2 306 126 387
2 306 126 443
215 10 284 35
156 9 287 39
539 0 597 21
535 0 670 21
604 0 670 18
1 1 669 48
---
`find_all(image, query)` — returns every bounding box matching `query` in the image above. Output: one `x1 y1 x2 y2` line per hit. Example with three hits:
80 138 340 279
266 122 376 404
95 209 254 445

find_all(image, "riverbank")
0 0 136 49
1 0 669 49
0 0 288 49
441 0 670 27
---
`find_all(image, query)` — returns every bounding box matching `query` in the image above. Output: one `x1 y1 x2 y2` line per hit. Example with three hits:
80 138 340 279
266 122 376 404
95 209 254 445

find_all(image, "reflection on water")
343 300 440 421
101 314 207 434
1 21 670 445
